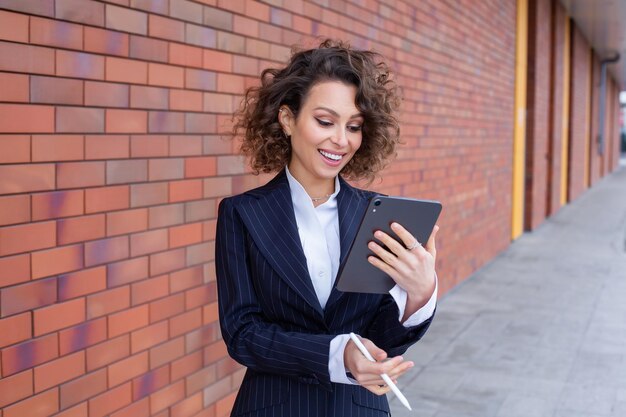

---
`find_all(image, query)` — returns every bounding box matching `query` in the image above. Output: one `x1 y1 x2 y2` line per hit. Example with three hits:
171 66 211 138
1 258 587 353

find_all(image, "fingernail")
374 231 383 238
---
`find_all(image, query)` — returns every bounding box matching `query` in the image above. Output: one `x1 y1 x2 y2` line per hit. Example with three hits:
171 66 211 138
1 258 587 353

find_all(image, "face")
280 80 363 189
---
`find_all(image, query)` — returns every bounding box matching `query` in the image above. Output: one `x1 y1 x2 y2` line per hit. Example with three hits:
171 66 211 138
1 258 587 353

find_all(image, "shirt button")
318 270 325 277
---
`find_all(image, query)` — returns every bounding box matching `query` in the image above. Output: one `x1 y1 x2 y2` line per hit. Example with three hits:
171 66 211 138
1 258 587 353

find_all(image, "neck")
287 165 335 199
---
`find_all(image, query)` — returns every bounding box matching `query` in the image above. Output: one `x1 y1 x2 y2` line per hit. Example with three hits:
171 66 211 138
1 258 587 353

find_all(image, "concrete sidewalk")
391 159 626 417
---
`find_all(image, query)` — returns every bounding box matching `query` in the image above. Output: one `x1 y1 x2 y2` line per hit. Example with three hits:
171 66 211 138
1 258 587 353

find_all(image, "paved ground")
390 158 626 417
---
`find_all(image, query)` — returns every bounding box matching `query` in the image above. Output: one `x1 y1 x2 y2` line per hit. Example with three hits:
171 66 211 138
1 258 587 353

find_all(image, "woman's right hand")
343 336 414 395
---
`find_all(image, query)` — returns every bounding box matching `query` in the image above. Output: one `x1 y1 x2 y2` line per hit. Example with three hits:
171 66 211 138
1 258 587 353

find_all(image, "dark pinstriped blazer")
216 170 434 417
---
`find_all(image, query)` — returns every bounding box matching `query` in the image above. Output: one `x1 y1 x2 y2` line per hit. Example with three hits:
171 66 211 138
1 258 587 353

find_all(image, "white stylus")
349 332 412 411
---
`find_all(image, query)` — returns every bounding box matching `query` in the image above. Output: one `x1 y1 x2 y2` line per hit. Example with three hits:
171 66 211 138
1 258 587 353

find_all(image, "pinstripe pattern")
216 170 434 417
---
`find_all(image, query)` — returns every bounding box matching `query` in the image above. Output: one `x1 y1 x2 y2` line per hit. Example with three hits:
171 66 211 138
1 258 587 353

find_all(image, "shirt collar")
285 166 341 210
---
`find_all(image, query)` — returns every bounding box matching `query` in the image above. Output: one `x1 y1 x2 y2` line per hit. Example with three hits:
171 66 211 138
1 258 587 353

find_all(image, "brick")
107 159 148 184
85 82 130 108
150 380 185 413
130 85 169 110
170 135 203 156
34 298 85 337
186 24 216 49
0 135 30 164
170 350 203 382
169 223 203 249
131 321 168 354
204 92 235 113
186 365 217 395
0 10 28 42
150 337 185 370
131 274 169 305
0 195 30 226
170 89 203 112
56 50 105 80
169 43 202 68
30 16 83 49
59 318 107 355
106 109 149 134
34 351 85 393
186 241 213 266
186 199 216 224
107 208 148 236
131 0 168 13
149 63 185 88
0 221 56 257
54 403 88 417
130 182 169 207
150 248 186 276
216 393 237 417
0 369 32 408
0 254 29 288
148 158 184 182
32 189 84 221
216 31 245 54
58 266 106 301
170 0 203 23
185 156 217 178
203 177 232 198
202 219 217 241
245 38 270 59
185 113 216 134
203 301 219 325
0 312 31 349
3 388 58 417
217 155 246 175
0 41 54 75
109 397 150 417
169 179 203 203
1 333 58 376
185 68 216 91
107 351 149 387
148 14 184 42
106 57 148 84
56 107 105 133
109 305 149 338
84 235 129 267
55 0 105 26
0 104 54 133
186 283 216 311
169 308 202 338
58 214 106 245
106 4 147 35
130 35 169 63
0 0 54 16
0 73 28 102
130 229 168 257
203 7 233 31
107 256 149 287
85 185 130 213
185 322 217 353
130 135 169 157
148 203 185 228
60 369 107 409
86 335 129 371
57 161 105 188
32 134 84 161
89 382 132 417
202 49 232 73
245 0 270 21
85 134 130 159
170 392 203 417
31 244 84 280
148 111 185 133
84 26 129 56
149 293 185 323
232 55 259 76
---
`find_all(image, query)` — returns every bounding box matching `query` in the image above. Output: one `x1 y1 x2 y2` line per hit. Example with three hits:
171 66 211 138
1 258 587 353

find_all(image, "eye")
315 117 333 127
347 124 362 133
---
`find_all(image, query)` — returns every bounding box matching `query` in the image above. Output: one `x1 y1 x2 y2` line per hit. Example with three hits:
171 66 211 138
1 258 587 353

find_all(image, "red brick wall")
589 53 602 186
568 24 592 201
0 0 621 416
525 0 551 230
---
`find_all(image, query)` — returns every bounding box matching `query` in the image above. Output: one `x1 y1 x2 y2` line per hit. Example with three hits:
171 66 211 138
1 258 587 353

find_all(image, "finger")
368 241 399 266
368 255 401 282
373 229 408 258
363 384 391 396
385 361 415 380
390 222 419 249
424 225 439 257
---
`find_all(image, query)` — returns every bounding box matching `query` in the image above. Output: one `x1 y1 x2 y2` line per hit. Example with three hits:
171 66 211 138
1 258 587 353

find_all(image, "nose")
331 126 348 147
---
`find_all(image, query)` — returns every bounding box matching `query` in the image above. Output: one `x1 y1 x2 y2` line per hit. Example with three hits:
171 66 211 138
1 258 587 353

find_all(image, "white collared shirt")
285 167 437 384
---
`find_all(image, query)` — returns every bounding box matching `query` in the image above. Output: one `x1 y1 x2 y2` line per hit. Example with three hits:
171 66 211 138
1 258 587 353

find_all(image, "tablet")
335 196 442 294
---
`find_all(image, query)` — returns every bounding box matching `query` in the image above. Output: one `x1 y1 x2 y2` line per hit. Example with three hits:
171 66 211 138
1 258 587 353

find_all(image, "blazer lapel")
325 177 372 311
238 170 324 317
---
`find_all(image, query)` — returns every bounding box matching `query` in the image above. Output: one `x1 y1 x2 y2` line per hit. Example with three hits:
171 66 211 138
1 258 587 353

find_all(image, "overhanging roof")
559 0 626 89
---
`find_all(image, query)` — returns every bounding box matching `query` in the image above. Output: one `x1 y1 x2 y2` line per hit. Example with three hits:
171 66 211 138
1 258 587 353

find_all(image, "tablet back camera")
373 199 381 212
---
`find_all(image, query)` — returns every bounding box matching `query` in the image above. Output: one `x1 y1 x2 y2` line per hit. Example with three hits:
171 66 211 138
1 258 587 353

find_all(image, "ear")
278 106 294 137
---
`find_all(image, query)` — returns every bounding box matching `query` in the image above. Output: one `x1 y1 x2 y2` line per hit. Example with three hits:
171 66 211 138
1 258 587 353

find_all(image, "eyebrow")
313 106 363 119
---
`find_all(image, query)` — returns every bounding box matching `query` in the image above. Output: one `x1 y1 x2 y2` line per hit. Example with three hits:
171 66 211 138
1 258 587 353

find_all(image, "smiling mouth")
318 149 343 161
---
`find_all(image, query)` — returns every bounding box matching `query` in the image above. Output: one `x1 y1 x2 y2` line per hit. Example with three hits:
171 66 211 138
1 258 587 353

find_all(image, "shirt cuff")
329 334 358 385
389 272 438 327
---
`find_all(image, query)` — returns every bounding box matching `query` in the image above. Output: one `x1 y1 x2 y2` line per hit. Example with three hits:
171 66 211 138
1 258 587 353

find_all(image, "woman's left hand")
367 223 439 311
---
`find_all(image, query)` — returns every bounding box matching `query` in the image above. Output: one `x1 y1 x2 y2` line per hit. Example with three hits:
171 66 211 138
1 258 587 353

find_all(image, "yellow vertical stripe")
560 17 570 206
512 0 528 240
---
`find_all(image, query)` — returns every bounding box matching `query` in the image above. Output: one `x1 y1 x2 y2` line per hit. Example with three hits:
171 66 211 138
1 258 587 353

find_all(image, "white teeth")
319 150 342 161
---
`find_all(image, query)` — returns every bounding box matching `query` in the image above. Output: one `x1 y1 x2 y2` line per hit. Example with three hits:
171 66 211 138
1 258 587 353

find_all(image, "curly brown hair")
232 39 401 181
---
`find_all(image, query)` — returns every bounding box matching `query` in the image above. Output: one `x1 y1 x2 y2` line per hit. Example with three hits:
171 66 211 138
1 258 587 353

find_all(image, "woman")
216 40 439 417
